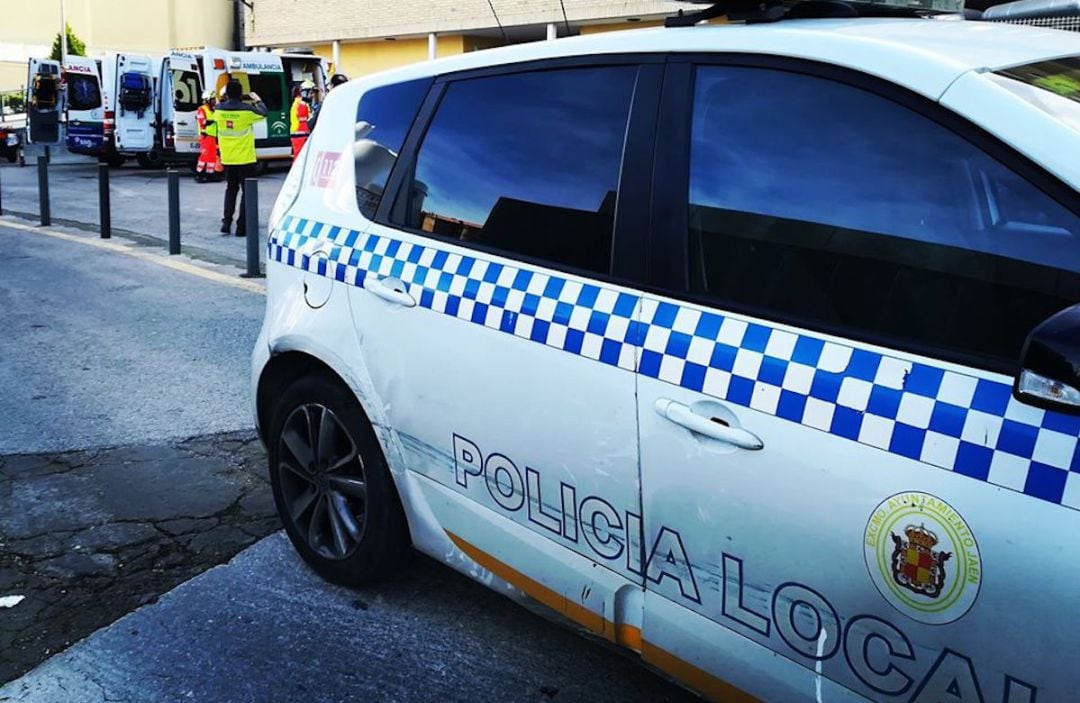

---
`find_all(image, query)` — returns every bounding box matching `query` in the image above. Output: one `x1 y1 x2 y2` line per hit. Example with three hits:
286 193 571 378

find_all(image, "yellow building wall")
312 35 470 79
1 0 232 91
579 19 665 34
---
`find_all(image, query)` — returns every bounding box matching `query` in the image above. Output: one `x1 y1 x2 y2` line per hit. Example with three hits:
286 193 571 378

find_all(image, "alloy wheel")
277 403 368 560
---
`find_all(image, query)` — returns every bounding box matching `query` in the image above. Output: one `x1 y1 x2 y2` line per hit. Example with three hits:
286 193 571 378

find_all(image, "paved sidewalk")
0 159 286 266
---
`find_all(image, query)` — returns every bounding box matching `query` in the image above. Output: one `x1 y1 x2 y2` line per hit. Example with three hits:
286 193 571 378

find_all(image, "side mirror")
1014 304 1080 415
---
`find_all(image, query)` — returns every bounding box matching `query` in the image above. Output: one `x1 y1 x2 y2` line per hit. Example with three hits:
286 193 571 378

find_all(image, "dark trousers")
223 164 254 234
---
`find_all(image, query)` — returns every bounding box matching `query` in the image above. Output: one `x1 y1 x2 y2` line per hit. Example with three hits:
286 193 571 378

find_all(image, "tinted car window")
395 66 637 275
354 78 431 219
688 65 1080 367
66 74 101 111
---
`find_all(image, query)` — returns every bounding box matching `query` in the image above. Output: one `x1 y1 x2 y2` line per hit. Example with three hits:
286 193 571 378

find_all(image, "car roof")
345 18 1080 100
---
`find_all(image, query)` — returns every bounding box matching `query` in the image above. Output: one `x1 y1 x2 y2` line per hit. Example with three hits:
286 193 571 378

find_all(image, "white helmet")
300 80 316 91
201 90 215 101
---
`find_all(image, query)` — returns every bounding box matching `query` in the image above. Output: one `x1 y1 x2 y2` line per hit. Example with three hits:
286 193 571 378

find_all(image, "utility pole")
59 0 67 59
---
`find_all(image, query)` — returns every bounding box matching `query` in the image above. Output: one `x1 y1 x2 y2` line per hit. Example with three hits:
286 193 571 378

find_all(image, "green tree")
2 91 25 113
49 24 87 61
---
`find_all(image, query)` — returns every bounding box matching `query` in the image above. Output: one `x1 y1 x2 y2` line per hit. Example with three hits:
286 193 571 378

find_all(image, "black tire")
268 374 411 586
136 149 163 170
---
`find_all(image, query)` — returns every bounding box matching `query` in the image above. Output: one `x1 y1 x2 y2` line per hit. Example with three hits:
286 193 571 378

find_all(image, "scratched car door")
342 62 661 647
635 60 1080 702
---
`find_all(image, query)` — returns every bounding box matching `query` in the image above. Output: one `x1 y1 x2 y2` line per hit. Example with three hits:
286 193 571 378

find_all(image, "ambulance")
201 48 328 169
254 1 1080 701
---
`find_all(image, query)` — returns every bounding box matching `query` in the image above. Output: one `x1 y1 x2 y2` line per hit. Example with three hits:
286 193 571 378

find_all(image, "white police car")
253 4 1080 700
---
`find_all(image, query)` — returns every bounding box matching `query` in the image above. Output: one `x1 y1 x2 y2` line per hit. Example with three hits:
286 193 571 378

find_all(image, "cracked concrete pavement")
0 431 280 683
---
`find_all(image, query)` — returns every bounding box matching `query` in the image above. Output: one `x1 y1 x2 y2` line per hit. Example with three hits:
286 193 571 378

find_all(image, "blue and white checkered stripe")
637 299 1080 508
270 216 640 370
270 216 1080 511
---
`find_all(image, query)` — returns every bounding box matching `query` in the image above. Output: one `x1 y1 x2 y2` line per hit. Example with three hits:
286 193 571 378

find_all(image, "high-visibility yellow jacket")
205 98 267 166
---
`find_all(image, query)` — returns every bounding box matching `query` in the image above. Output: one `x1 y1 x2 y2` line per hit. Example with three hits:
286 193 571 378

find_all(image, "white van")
63 56 105 157
100 53 155 156
24 58 62 145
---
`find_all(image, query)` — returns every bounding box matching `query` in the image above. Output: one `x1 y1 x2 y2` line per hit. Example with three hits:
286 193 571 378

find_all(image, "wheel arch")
256 350 356 446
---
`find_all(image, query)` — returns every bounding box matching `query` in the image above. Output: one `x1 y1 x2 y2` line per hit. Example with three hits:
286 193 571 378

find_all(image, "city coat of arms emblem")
890 524 951 598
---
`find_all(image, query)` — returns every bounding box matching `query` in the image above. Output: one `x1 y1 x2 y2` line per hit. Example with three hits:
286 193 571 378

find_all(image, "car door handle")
366 276 416 308
654 399 764 450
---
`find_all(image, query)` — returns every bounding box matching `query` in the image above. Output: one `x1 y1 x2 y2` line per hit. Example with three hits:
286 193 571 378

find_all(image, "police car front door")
344 63 655 645
635 61 1080 702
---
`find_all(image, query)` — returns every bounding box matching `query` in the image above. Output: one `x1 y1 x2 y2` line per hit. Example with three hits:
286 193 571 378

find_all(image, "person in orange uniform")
289 80 315 159
195 90 223 182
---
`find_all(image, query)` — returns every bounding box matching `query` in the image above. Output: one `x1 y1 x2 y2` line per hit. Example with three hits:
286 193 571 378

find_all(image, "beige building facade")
245 0 684 78
0 0 235 91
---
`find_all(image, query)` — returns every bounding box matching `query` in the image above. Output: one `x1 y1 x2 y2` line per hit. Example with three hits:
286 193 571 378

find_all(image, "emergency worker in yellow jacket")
206 80 267 236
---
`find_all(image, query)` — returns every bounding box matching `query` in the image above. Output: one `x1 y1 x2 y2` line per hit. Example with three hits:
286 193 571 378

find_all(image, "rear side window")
354 78 431 219
687 65 1080 367
393 66 637 275
66 74 101 111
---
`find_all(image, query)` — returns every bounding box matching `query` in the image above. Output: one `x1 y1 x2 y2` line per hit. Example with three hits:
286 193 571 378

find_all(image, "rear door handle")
655 399 764 450
366 276 416 308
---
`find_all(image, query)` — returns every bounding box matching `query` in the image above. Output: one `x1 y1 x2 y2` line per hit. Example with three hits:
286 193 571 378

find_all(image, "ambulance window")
396 66 636 275
67 74 101 111
354 78 431 219
687 65 1080 368
247 73 285 111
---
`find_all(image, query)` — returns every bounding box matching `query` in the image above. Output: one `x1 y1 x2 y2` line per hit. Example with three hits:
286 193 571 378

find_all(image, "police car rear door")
635 58 1080 702
112 53 154 152
25 58 62 145
339 59 662 646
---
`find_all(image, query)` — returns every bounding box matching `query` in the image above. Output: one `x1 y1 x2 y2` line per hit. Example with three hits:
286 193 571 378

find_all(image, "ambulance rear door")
112 53 155 153
25 58 62 145
64 56 104 155
165 53 202 155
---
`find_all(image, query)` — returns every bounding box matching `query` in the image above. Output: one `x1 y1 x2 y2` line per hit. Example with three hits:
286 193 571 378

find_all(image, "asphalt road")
0 222 263 453
0 220 697 701
0 157 285 266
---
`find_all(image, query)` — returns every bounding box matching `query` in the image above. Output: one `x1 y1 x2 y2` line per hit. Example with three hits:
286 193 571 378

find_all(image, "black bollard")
167 170 180 255
241 177 263 278
0 165 3 216
37 156 50 226
98 164 111 239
